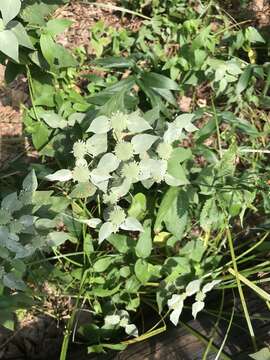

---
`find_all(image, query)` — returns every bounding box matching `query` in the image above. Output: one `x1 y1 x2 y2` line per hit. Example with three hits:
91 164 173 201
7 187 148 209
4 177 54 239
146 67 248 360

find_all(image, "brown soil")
55 0 143 52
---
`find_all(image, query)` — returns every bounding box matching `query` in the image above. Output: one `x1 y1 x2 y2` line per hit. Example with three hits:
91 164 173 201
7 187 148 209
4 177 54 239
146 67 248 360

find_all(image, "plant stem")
226 227 257 351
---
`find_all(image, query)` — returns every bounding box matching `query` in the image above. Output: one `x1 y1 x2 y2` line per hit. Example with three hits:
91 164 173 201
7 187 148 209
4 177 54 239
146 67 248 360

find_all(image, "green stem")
226 227 257 351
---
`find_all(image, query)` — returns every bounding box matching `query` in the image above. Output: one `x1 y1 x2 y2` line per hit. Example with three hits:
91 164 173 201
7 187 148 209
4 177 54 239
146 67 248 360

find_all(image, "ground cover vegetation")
0 0 270 358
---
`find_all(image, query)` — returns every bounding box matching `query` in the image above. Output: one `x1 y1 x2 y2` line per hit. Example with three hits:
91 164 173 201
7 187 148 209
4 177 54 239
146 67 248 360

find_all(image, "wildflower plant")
0 171 67 292
46 110 198 244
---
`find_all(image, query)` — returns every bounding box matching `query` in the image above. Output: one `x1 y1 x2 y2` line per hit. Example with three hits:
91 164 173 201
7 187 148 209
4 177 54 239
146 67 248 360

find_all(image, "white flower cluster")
46 111 198 244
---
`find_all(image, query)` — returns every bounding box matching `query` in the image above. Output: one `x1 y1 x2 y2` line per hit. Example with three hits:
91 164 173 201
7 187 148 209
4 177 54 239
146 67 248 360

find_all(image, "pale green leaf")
86 133 107 156
127 111 152 133
104 314 120 326
131 134 158 154
86 116 111 134
202 280 221 294
46 19 73 37
125 324 138 337
192 301 204 319
135 221 152 258
7 21 34 49
23 170 38 192
47 231 70 247
0 30 19 62
0 0 21 25
93 257 114 272
99 222 114 244
186 279 201 296
120 217 144 232
70 182 96 198
2 193 22 213
134 259 150 284
83 218 101 228
97 153 120 173
128 193 147 221
41 112 67 129
46 169 73 182
249 348 270 360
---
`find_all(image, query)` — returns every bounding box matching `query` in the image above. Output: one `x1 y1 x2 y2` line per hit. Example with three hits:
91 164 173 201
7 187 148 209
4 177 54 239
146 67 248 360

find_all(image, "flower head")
72 166 90 183
115 141 133 161
121 162 140 182
103 192 119 205
156 142 173 160
111 111 128 133
73 140 88 159
109 206 126 227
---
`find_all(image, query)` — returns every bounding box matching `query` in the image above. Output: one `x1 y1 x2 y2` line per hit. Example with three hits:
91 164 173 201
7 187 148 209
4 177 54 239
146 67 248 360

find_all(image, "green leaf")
154 188 188 239
142 72 179 90
93 257 114 273
40 33 77 69
249 348 270 360
200 198 219 232
90 284 121 297
107 234 130 253
20 2 57 26
47 232 71 247
0 311 15 331
128 193 147 221
93 56 135 69
0 30 19 62
2 193 22 213
166 147 191 184
41 112 67 129
3 273 26 291
236 65 252 94
134 259 151 284
245 27 265 44
31 122 52 154
135 221 152 258
0 0 21 25
23 170 38 192
40 33 55 65
7 21 34 49
99 222 114 244
46 19 73 37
